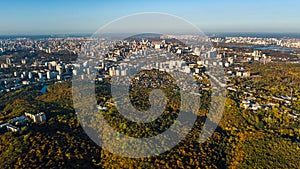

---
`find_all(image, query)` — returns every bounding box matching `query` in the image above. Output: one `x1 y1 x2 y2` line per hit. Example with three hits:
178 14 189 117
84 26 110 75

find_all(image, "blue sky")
1 0 300 34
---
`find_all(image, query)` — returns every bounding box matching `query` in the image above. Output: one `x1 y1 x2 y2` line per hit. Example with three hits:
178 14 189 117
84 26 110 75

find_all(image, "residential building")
25 112 46 123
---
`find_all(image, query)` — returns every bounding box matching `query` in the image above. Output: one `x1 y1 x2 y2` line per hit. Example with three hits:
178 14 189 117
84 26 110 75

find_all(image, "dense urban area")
0 33 299 168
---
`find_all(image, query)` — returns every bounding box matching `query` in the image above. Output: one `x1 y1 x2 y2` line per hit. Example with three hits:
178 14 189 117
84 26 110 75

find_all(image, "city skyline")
1 0 300 35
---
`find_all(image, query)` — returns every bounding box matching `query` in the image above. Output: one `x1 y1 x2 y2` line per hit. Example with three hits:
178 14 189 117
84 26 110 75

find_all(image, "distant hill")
124 33 162 41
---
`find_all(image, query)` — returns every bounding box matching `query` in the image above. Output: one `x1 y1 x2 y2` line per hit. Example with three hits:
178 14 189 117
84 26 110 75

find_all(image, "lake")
40 85 48 94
